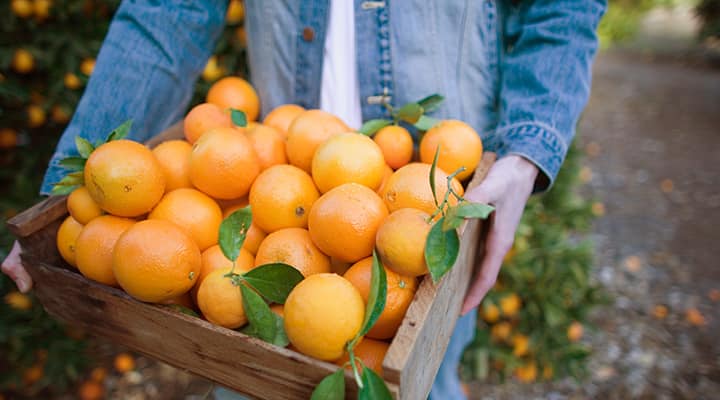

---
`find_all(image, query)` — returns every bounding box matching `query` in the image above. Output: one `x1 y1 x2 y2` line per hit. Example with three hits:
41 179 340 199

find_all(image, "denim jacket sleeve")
40 0 227 195
493 1 606 191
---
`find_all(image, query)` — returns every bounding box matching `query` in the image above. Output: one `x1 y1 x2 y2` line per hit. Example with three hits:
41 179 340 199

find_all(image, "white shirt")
319 0 363 130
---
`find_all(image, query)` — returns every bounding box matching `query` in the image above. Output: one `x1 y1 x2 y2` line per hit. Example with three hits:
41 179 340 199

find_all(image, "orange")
375 208 433 277
84 139 166 217
11 49 34 74
22 364 43 385
379 163 458 215
567 321 583 342
67 186 104 224
335 338 389 376
270 304 284 317
373 125 414 170
151 140 193 191
202 56 226 82
419 120 483 181
75 215 135 286
27 104 45 127
64 73 82 90
246 124 288 170
80 58 96 76
0 128 18 149
197 267 247 329
376 164 394 195
89 367 107 383
51 105 71 124
312 132 385 193
206 76 260 122
226 0 244 24
113 353 135 373
248 164 319 232
263 104 305 139
188 127 260 199
286 109 350 172
481 302 500 323
5 291 32 311
56 215 84 268
148 188 223 251
515 362 537 383
254 228 330 277
308 183 388 263
344 257 417 339
512 334 530 356
198 244 255 288
500 293 521 317
113 220 201 303
78 380 104 400
284 273 365 361
11 0 33 18
183 103 233 144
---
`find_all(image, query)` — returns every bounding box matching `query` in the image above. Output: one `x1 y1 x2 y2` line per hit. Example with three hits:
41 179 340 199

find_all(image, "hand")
1 241 32 293
461 155 538 315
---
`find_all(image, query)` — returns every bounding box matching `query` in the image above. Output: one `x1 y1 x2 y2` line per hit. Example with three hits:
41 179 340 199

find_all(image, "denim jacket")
40 0 606 194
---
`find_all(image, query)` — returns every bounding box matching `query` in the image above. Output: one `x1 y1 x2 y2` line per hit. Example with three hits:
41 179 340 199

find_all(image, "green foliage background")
1 0 709 396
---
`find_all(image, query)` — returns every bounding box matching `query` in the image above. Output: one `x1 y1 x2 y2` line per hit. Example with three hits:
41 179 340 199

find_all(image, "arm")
3 0 227 292
462 1 606 312
40 0 228 194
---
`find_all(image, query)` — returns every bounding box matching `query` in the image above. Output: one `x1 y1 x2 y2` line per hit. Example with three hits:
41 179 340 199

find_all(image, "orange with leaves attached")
344 257 417 339
197 267 248 329
379 163 460 215
335 338 389 376
206 77 260 121
254 228 330 277
375 208 433 278
284 273 365 361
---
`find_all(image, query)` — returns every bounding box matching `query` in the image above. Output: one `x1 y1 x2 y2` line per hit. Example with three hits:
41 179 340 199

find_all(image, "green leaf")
240 285 289 347
218 207 252 262
442 202 496 231
425 217 460 283
231 108 248 127
356 251 387 339
417 94 444 112
50 185 76 196
310 369 346 400
106 120 132 142
358 119 392 136
429 147 440 208
74 137 94 158
413 115 441 131
242 263 304 304
58 157 86 172
395 102 424 124
358 368 392 400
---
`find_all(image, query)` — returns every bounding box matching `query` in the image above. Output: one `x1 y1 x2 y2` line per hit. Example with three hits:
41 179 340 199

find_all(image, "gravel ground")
467 48 720 400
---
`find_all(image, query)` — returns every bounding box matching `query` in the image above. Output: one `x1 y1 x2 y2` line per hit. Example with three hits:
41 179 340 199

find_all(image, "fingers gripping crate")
7 123 495 399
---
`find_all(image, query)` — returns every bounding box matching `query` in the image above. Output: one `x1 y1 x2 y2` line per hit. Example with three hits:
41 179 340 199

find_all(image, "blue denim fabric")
39 1 605 397
41 0 606 195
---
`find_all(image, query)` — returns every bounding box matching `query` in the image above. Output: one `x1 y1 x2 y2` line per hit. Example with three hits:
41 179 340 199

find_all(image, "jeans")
213 308 477 400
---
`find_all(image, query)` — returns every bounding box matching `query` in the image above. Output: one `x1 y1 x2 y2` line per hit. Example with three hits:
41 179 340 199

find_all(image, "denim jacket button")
302 27 315 42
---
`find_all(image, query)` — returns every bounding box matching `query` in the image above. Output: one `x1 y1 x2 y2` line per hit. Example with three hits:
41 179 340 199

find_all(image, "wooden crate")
7 124 495 400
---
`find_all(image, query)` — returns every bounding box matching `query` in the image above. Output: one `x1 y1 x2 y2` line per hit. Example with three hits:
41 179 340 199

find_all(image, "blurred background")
1 0 718 399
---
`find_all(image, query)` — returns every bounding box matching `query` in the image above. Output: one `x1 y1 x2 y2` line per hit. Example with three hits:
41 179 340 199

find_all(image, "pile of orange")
54 76 483 371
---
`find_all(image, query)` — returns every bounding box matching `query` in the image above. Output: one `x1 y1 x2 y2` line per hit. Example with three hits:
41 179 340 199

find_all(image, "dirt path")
469 49 720 400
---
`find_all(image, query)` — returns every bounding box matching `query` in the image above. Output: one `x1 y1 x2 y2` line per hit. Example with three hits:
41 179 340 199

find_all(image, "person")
2 1 606 398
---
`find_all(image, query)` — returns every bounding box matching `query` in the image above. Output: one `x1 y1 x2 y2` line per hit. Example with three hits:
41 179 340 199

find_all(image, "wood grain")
382 152 495 399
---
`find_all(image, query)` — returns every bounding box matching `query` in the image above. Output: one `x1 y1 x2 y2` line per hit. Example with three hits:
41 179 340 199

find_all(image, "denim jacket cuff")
490 121 569 193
